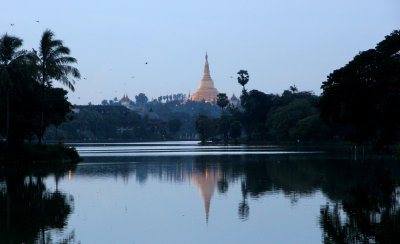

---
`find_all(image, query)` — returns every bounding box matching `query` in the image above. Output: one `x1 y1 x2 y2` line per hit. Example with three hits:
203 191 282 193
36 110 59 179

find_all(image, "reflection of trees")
217 178 228 194
320 172 400 244
0 165 77 244
81 154 400 223
238 181 249 220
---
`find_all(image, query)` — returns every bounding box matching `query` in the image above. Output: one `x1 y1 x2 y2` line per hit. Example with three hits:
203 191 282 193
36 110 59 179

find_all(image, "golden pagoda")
189 53 219 102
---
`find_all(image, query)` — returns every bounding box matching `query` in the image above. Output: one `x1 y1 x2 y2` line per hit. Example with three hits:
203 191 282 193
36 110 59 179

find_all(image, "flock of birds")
10 20 39 26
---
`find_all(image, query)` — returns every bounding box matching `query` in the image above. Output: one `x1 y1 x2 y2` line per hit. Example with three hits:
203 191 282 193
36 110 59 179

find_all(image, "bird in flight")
83 77 87 80
131 76 135 79
36 20 40 23
145 62 148 65
10 24 14 26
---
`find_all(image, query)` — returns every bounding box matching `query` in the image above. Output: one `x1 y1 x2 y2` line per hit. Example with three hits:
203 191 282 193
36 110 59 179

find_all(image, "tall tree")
37 29 80 90
195 115 217 143
216 93 229 110
36 29 80 143
229 120 242 144
237 70 249 91
135 93 148 104
0 34 28 143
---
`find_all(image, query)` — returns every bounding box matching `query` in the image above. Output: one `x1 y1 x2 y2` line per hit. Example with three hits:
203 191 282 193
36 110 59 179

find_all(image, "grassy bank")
0 142 82 166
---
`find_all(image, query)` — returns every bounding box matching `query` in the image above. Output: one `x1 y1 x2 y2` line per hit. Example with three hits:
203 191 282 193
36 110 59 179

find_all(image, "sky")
1 0 399 104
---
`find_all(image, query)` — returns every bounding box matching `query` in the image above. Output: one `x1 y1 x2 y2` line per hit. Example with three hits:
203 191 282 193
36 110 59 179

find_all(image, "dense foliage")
45 98 221 141
320 30 400 149
0 30 78 146
195 87 327 144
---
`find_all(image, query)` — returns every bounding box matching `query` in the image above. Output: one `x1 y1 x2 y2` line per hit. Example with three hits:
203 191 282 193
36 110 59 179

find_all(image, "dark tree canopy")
237 70 249 90
135 93 148 104
240 89 277 139
195 115 217 143
229 120 242 143
0 30 79 145
217 93 229 109
320 29 400 148
38 29 80 91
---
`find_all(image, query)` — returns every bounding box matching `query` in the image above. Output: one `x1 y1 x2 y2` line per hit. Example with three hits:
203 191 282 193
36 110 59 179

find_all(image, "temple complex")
120 94 131 107
189 53 219 102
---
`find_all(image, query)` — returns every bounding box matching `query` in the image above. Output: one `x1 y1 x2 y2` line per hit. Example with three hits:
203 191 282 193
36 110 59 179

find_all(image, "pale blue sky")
2 0 399 104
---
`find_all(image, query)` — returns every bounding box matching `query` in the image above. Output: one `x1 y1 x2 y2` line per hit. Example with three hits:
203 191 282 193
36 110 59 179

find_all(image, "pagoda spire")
202 51 211 80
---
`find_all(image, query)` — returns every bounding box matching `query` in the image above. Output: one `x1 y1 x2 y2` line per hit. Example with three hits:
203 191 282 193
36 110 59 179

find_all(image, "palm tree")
217 93 229 110
36 29 80 144
237 70 249 91
0 34 27 142
38 29 80 90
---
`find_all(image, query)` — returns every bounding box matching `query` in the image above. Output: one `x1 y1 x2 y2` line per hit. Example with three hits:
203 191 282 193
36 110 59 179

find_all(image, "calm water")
1 141 399 244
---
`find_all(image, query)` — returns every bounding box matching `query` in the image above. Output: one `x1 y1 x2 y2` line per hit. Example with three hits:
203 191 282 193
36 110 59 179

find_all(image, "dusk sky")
2 0 399 104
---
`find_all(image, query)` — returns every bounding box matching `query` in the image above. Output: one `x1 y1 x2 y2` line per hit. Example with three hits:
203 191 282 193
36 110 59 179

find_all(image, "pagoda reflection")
191 165 221 223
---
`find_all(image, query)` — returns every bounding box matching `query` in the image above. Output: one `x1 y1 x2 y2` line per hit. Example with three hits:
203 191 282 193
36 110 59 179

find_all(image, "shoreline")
0 142 82 166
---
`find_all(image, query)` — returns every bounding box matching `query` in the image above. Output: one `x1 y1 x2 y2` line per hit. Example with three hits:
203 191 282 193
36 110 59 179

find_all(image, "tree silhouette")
37 29 80 90
229 120 241 143
34 30 80 144
237 70 249 91
135 93 148 104
216 93 229 110
320 29 400 148
0 34 29 143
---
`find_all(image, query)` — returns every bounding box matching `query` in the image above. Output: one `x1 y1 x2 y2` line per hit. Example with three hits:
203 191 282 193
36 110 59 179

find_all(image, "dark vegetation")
0 164 78 243
195 30 400 152
45 96 221 141
320 30 400 150
0 30 81 164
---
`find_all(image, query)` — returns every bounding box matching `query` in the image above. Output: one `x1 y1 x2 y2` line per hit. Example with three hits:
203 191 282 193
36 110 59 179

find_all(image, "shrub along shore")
0 143 81 166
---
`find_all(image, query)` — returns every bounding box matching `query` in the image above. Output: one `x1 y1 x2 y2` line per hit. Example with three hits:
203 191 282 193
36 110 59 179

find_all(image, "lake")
1 141 399 243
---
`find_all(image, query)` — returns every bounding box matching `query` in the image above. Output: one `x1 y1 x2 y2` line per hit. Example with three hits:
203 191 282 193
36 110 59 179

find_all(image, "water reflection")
191 164 221 222
320 172 400 244
2 149 400 243
77 155 400 223
0 165 77 244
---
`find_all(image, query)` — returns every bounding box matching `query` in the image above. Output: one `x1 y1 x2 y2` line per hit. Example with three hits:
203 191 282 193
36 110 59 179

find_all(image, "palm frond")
38 29 80 91
63 65 80 78
39 29 54 57
60 75 75 92
0 34 23 64
55 56 77 65
49 46 71 60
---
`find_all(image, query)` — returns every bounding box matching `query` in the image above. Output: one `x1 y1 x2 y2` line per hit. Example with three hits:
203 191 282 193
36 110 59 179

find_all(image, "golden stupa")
189 53 219 102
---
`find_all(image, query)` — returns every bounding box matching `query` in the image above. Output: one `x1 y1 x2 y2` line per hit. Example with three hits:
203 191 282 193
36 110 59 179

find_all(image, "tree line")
47 95 222 141
45 105 184 141
196 30 400 151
